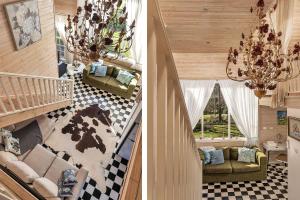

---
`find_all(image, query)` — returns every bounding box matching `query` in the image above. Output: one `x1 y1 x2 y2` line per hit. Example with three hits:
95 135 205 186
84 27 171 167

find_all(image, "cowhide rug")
45 104 121 192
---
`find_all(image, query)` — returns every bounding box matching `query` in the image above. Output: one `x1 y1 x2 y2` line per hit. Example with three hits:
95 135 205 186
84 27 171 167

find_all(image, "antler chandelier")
65 0 135 63
226 0 300 98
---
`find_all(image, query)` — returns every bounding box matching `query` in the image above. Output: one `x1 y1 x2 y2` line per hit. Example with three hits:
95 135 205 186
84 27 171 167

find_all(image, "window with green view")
193 83 244 139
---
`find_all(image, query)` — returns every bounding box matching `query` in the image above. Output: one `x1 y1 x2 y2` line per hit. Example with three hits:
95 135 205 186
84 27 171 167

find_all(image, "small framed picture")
288 117 300 141
277 111 287 125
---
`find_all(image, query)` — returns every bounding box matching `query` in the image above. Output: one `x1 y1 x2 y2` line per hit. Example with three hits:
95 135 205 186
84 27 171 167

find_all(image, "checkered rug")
46 73 140 200
202 163 288 200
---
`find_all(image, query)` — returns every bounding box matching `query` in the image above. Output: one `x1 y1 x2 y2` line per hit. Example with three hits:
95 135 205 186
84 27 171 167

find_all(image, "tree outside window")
193 83 244 139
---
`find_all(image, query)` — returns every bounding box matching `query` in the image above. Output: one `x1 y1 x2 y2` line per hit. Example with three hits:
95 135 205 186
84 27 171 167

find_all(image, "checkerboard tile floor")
46 73 140 200
202 163 288 200
48 73 139 131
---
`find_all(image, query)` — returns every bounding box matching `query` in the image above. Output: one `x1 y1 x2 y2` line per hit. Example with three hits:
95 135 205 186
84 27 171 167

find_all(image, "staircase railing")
0 72 73 117
148 1 203 199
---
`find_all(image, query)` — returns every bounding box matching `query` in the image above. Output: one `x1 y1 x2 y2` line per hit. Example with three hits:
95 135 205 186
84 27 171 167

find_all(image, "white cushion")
45 157 77 184
23 144 56 176
33 177 58 198
0 151 18 167
6 160 39 183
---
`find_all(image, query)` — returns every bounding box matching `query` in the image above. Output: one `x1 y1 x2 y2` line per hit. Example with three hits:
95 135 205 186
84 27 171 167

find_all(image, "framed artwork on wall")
288 117 300 141
277 110 287 125
5 0 42 50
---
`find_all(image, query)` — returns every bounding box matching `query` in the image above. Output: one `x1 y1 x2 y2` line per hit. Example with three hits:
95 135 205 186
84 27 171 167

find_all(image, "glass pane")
193 83 244 139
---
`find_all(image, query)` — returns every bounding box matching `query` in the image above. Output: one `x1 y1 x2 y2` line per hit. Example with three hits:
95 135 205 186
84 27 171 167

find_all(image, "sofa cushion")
112 67 121 78
88 75 110 86
106 65 114 76
116 70 135 86
204 160 232 174
45 157 77 185
230 147 239 160
33 177 58 198
209 149 225 165
106 78 129 93
0 151 18 167
231 160 260 173
219 147 230 160
23 144 56 177
7 160 39 183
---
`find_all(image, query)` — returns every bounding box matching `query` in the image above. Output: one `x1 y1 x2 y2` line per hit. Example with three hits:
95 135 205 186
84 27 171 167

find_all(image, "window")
193 83 244 139
56 30 65 63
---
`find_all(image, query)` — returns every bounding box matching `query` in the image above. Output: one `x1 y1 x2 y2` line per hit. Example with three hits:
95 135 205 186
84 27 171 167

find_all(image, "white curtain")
55 15 74 64
126 0 143 70
180 80 216 129
219 80 258 145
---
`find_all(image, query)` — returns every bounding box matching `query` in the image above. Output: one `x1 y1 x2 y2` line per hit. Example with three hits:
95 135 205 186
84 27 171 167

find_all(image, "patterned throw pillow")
58 180 73 197
202 150 212 165
238 147 252 163
116 70 135 86
249 148 256 163
94 65 107 77
89 63 100 74
209 149 225 165
3 135 21 155
62 169 77 186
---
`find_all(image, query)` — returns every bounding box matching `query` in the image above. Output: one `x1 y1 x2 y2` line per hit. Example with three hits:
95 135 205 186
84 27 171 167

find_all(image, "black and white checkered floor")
47 73 140 200
202 163 288 200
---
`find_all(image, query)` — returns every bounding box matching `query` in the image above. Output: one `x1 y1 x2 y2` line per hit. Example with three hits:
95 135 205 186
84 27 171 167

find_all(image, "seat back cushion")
219 147 230 160
6 160 39 183
33 177 58 198
45 157 77 185
230 147 239 160
23 144 56 177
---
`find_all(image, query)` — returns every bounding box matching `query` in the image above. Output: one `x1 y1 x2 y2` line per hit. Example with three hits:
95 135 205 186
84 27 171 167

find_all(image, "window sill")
195 137 247 143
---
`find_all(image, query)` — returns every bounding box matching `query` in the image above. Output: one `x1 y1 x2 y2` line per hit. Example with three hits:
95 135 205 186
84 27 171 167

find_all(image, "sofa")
0 144 88 200
199 147 267 183
83 60 141 99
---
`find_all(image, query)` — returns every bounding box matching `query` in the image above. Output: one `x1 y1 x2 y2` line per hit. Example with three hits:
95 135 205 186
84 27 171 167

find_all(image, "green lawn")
193 114 243 139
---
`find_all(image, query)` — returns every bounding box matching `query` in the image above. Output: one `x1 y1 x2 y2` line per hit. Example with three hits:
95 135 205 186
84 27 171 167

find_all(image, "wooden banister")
0 72 73 128
147 1 203 199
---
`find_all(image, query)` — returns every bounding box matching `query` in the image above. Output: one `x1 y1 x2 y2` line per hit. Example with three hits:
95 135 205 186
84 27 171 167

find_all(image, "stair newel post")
17 77 29 108
0 77 15 112
8 77 23 110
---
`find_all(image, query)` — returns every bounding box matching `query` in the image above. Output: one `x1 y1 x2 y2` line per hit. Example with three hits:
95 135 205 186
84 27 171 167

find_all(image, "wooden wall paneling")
0 0 58 78
166 71 174 199
173 101 180 200
156 36 167 200
54 0 77 16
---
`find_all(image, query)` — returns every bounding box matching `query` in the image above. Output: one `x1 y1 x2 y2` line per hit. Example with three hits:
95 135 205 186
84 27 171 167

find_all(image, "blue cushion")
89 62 102 74
203 150 211 165
209 149 225 165
94 65 107 77
116 70 135 86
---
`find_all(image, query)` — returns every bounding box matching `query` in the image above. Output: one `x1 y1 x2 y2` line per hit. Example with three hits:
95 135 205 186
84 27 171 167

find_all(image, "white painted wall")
287 108 300 200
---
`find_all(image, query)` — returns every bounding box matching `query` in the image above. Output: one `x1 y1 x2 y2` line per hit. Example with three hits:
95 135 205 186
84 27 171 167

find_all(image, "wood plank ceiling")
158 0 278 80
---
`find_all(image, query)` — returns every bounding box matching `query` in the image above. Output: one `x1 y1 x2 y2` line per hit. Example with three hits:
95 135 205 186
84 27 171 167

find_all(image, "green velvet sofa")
199 147 267 183
83 61 141 99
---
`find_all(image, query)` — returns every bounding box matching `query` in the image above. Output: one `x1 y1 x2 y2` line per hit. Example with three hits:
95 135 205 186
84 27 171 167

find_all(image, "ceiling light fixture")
65 0 135 63
226 0 300 98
